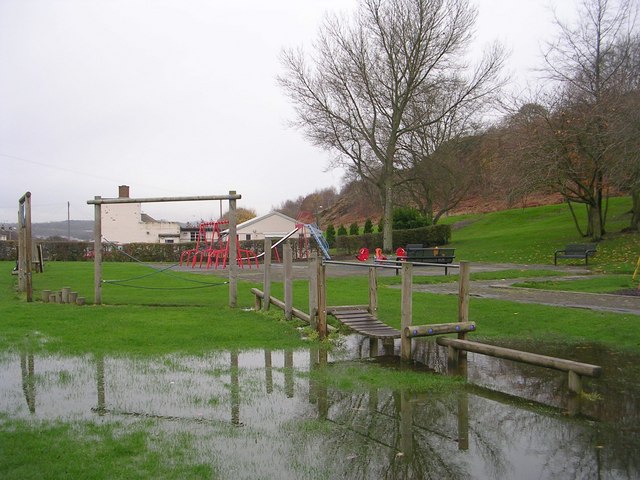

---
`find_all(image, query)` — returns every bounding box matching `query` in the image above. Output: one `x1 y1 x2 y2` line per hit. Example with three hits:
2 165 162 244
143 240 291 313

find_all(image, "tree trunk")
631 188 640 231
588 203 603 241
382 181 394 253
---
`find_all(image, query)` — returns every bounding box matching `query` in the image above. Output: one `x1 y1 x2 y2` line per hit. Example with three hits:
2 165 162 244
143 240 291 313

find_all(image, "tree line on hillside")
278 0 640 250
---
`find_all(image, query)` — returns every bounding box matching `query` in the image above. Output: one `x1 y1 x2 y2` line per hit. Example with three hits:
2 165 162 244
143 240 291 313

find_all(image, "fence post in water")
262 237 272 312
457 261 471 368
458 261 470 326
284 244 293 320
316 258 327 339
400 263 413 361
228 191 238 308
568 370 582 394
308 254 318 330
93 196 102 305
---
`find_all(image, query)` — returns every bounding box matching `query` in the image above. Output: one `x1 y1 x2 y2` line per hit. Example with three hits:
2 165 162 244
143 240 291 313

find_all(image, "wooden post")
368 266 378 318
96 354 106 415
61 287 71 304
284 350 294 398
93 196 102 305
369 337 379 357
264 350 273 394
457 261 470 365
568 370 583 394
24 193 32 302
230 351 240 425
284 243 293 320
400 263 413 361
447 344 459 372
228 190 238 308
18 192 33 301
400 390 414 460
316 259 327 339
308 254 318 330
458 261 470 325
262 237 272 312
457 391 469 450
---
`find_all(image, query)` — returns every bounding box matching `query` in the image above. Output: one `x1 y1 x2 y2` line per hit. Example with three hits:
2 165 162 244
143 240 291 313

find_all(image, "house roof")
236 211 298 230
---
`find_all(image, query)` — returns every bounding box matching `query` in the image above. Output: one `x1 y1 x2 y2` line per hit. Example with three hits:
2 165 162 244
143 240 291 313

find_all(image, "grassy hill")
439 196 638 272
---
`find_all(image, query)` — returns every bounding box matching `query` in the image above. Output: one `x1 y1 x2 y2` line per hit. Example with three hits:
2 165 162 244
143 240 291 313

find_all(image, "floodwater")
1 336 639 479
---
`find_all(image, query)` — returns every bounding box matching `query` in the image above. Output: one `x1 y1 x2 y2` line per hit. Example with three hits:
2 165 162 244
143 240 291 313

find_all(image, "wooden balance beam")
404 321 476 338
436 337 602 394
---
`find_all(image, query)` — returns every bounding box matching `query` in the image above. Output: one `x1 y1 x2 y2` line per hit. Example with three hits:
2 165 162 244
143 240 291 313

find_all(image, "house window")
190 231 197 241
165 239 174 244
245 234 251 241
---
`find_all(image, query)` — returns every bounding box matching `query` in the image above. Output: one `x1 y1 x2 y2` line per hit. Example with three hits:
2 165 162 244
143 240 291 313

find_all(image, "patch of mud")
613 288 640 297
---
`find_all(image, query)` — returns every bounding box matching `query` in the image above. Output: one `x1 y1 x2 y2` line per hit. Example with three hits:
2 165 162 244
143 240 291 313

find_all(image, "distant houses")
101 186 182 244
101 185 306 245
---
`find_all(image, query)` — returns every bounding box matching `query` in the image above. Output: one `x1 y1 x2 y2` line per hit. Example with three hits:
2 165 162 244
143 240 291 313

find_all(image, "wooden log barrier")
436 337 602 394
404 322 476 338
251 288 310 324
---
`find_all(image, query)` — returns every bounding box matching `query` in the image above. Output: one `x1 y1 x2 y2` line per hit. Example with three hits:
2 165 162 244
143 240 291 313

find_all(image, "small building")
236 211 304 241
0 226 17 241
101 186 181 244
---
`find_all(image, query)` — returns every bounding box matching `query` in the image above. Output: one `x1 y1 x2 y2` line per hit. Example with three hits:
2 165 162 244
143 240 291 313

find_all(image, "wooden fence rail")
437 337 602 394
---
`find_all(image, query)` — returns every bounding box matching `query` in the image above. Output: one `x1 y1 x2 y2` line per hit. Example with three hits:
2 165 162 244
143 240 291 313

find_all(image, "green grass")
2 199 640 479
440 196 639 272
310 361 464 393
513 274 637 293
0 417 215 480
0 261 308 356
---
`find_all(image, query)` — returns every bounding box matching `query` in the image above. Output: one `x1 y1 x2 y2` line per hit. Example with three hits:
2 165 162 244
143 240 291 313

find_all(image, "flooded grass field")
2 336 638 479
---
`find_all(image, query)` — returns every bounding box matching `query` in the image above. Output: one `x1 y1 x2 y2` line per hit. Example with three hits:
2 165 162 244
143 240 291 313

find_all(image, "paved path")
192 260 640 316
412 262 640 315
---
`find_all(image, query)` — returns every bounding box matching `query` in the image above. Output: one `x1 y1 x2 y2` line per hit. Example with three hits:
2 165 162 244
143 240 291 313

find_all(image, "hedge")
0 238 320 263
334 224 451 255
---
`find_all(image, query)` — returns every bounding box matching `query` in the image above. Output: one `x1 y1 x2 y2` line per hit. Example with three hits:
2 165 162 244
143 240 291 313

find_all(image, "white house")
101 186 181 244
236 211 305 241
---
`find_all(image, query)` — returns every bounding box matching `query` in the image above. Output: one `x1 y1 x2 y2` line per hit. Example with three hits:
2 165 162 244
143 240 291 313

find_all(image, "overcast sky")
0 0 578 224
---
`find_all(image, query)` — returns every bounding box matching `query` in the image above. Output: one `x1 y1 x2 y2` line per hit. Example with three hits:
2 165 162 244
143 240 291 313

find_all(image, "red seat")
375 248 387 261
355 247 369 261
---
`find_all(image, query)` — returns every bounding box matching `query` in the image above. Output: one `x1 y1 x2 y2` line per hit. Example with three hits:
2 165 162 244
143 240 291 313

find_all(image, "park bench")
554 243 597 265
399 244 456 274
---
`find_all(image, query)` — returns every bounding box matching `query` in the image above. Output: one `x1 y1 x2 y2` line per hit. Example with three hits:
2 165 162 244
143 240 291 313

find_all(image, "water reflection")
1 338 638 479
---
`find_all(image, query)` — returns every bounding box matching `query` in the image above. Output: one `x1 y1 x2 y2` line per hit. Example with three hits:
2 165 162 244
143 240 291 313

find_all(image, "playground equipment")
180 220 227 267
250 251 602 395
88 191 242 306
291 223 331 260
17 192 33 301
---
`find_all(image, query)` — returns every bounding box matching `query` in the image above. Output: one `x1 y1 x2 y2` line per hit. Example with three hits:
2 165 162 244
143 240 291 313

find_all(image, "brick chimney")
118 185 130 198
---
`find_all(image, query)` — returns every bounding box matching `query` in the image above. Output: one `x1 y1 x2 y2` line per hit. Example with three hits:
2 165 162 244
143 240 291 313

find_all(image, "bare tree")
535 0 639 239
279 0 503 251
608 35 640 231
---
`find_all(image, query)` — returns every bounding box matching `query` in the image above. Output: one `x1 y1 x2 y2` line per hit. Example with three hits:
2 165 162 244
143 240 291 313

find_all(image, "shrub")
335 224 451 255
337 224 348 236
349 223 359 235
325 224 336 247
364 218 374 234
392 207 430 230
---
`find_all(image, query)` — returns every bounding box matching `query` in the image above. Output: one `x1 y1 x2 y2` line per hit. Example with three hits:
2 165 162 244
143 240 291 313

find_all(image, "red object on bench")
375 248 387 261
356 247 369 261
